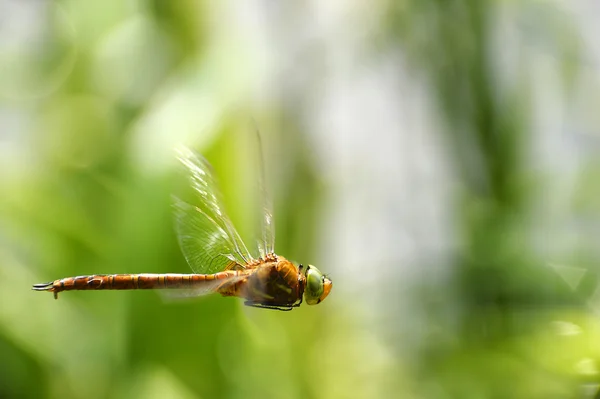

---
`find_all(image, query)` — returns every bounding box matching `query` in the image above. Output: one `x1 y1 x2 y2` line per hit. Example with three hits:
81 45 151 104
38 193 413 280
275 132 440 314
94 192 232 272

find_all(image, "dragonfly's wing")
175 147 253 273
253 125 275 257
258 199 275 258
173 198 242 273
159 274 248 301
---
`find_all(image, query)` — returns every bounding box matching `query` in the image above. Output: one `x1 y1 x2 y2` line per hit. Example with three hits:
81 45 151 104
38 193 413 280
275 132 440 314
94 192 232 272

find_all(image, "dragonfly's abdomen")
32 273 236 299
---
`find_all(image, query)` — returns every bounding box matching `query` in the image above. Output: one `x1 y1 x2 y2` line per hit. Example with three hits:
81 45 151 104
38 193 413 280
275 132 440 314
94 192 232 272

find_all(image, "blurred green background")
1 1 600 398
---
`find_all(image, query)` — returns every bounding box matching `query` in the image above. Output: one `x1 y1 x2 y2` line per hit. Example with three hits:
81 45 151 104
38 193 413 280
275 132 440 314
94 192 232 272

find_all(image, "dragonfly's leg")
244 301 293 311
294 295 302 307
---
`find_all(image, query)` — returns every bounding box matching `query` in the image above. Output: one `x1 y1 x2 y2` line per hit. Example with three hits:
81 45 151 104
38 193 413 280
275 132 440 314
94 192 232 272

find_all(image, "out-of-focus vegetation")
1 1 600 398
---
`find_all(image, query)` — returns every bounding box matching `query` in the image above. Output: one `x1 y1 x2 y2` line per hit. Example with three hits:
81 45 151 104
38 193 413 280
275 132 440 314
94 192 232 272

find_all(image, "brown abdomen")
32 273 237 299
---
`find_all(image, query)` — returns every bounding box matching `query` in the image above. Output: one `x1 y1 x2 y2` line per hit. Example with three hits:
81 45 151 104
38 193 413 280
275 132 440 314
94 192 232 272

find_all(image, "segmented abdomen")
32 272 237 299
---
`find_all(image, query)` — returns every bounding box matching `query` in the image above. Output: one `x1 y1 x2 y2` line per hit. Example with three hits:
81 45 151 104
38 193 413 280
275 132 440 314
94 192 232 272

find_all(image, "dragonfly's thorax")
218 255 304 307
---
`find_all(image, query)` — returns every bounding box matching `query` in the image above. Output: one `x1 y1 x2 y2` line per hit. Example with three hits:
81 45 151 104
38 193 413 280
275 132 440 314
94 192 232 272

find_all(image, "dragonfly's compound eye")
304 265 332 305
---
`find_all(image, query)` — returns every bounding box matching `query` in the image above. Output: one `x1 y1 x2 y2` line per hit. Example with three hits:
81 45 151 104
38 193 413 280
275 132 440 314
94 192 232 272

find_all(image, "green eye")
305 266 324 305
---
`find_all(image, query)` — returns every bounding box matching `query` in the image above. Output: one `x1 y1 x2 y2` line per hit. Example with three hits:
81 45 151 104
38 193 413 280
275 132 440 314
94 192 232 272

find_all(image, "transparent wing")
253 125 275 257
258 199 275 258
174 198 246 274
174 145 257 273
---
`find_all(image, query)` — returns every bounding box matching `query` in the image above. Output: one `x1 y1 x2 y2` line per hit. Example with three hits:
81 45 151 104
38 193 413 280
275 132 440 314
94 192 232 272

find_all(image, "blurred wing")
159 274 248 301
258 201 275 258
253 125 275 257
175 147 253 271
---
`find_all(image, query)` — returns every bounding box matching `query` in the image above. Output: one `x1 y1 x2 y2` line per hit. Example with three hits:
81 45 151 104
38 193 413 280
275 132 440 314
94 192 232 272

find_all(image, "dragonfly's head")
302 264 332 305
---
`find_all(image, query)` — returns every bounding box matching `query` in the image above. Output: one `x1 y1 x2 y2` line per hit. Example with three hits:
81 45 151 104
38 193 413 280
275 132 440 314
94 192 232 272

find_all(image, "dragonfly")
33 145 332 311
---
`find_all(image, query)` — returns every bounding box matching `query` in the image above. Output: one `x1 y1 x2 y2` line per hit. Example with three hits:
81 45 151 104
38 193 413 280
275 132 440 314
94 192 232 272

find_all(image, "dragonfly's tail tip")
32 282 54 291
32 282 50 289
32 282 59 299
